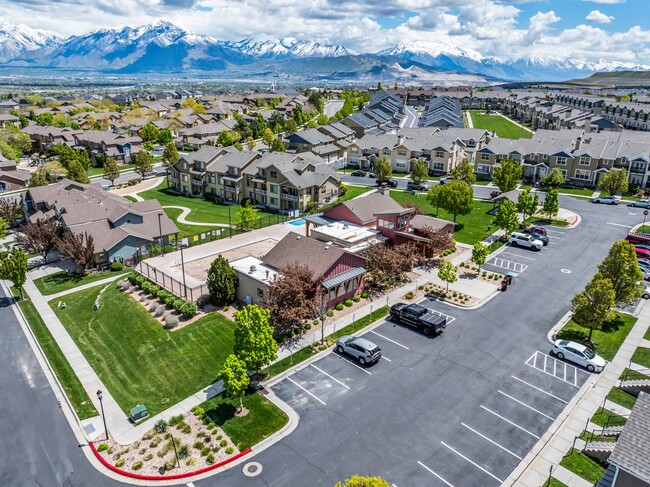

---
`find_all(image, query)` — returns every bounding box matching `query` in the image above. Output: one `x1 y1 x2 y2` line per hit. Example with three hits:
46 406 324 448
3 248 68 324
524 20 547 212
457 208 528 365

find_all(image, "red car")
527 225 547 236
490 190 502 199
636 247 650 260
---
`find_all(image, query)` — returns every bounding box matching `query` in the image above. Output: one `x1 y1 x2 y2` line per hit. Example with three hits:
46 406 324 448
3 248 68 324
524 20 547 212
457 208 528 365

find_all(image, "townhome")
0 113 19 128
420 96 463 128
285 128 345 163
21 125 84 152
205 149 262 202
0 155 31 192
275 95 311 118
168 146 222 197
73 131 143 164
342 92 405 138
177 120 238 149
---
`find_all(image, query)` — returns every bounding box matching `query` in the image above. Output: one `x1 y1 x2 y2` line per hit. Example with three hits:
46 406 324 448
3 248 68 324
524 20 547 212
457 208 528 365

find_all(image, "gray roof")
608 391 650 482
263 233 346 278
334 192 405 224
321 267 366 289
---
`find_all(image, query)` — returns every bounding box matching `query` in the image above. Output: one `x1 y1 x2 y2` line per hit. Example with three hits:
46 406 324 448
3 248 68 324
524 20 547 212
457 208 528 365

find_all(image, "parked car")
551 339 606 372
390 303 447 336
627 233 650 245
508 232 543 251
636 247 650 260
407 181 431 191
376 178 398 188
639 266 650 280
439 177 452 185
524 228 549 246
528 225 547 236
638 258 650 267
635 244 650 252
490 190 502 199
627 199 650 208
642 284 650 299
590 195 620 205
336 336 382 365
351 170 366 177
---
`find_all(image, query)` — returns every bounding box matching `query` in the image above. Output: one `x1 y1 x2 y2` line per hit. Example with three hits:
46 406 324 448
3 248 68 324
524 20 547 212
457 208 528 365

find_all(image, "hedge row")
126 271 197 318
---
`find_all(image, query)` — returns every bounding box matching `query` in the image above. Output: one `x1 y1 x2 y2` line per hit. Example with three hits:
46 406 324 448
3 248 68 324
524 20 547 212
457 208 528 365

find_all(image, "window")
350 147 358 154
182 174 188 182
270 170 278 178
383 148 390 155
556 157 567 166
560 169 567 177
209 176 216 184
270 197 278 205
575 169 591 180
378 218 394 229
602 159 611 165
542 154 547 160
431 162 444 171
579 156 591 166
477 164 490 174
480 153 491 161
270 184 278 194
397 149 407 156
620 157 628 165
182 162 187 170
435 150 445 158
257 288 264 298
396 162 406 169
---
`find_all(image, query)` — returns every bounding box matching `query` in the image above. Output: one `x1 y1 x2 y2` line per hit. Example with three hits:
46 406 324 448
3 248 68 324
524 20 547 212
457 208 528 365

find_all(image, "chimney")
397 135 404 146
265 270 270 280
296 236 301 240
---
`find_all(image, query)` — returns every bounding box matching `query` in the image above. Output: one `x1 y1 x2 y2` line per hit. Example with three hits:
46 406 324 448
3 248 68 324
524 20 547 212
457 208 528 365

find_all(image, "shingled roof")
608 391 650 483
263 233 346 279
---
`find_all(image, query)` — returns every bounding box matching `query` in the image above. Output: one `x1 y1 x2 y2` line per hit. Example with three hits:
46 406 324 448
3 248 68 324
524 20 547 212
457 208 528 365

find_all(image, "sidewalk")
502 301 650 487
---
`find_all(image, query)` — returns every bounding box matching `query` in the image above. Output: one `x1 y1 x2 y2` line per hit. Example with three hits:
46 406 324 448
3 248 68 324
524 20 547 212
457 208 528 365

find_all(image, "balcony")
191 178 204 185
225 186 240 193
255 188 267 196
168 175 179 182
281 193 299 201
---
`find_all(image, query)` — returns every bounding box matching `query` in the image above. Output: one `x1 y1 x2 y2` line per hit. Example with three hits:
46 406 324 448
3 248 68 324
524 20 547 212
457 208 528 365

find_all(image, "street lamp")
96 390 108 441
228 203 232 238
157 212 164 256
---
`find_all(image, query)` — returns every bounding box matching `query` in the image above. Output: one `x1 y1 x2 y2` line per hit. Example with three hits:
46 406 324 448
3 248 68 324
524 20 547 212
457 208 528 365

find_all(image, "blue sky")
0 0 648 65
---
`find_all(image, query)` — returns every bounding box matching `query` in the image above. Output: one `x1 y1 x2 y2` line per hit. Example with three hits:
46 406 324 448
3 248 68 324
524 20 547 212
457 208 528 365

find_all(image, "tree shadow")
557 329 587 342
601 316 624 333
204 402 237 426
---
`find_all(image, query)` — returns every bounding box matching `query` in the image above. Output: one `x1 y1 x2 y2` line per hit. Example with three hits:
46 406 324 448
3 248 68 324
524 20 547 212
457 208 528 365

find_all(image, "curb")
88 441 251 481
547 311 573 344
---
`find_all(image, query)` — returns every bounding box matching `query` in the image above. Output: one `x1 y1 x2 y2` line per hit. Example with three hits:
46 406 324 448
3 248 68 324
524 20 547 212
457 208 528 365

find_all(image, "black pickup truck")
390 303 447 336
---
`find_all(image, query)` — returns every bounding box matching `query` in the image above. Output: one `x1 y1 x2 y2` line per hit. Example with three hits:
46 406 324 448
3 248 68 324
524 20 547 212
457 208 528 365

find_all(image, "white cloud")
581 0 625 4
586 9 614 23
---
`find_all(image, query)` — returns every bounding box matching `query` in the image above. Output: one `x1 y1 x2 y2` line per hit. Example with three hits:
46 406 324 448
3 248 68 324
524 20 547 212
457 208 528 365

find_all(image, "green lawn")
52 285 236 416
557 188 595 197
469 111 532 139
620 368 650 380
390 191 496 245
473 180 492 186
136 180 276 226
560 449 606 484
263 306 389 379
646 326 650 340
579 431 617 443
123 195 137 202
631 347 650 368
88 164 135 177
607 387 637 410
556 313 637 361
162 207 221 237
33 270 126 296
320 185 373 212
591 407 627 428
637 225 650 234
542 477 568 487
18 297 98 420
201 391 288 450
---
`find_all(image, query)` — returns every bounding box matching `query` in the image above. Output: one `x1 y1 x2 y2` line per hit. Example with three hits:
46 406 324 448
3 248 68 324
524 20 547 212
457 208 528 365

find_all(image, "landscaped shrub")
335 303 344 311
225 446 234 455
182 424 191 434
128 271 138 285
149 285 160 297
164 460 176 471
193 441 204 450
164 294 176 307
164 316 179 329
206 453 215 464
155 305 165 317
115 459 125 468
405 291 414 299
149 302 158 312
344 299 353 307
98 443 109 452
139 295 147 303
111 262 123 272
305 323 312 330
201 447 210 457
312 319 319 327
216 435 222 440
168 414 184 426
177 444 189 459
180 301 198 318
327 309 334 317
220 439 228 447
144 453 153 461
154 419 167 434
132 461 143 471
361 292 368 298
353 295 361 302
173 299 185 313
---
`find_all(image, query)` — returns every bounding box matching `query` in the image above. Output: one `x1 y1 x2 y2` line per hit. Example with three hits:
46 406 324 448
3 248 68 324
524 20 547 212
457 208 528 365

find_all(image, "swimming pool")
289 218 306 226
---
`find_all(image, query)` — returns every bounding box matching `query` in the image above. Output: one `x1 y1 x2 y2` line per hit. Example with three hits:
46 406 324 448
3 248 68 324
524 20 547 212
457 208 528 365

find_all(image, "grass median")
263 306 390 379
18 296 97 420
33 270 126 296
556 313 636 361
468 111 532 139
631 347 650 369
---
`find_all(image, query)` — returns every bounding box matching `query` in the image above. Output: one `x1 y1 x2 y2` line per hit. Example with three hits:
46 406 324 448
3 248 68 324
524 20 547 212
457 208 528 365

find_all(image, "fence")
138 260 207 302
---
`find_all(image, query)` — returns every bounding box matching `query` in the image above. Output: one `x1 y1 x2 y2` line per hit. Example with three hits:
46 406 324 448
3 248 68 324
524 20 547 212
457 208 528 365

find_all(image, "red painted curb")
89 441 251 481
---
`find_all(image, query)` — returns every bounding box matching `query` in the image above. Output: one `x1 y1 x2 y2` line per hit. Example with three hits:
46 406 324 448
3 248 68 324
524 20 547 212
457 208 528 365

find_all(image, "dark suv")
376 178 398 188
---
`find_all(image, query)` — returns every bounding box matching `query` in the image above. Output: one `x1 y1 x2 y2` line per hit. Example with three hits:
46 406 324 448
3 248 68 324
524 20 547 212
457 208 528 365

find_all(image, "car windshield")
583 348 596 359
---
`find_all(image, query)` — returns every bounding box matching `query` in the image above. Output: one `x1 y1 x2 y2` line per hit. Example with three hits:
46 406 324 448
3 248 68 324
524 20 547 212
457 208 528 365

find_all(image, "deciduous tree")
56 231 95 271
138 122 159 142
597 240 644 306
262 128 275 149
437 180 474 222
542 188 559 221
571 272 616 342
102 158 120 186
374 156 392 183
267 264 316 336
471 242 489 270
410 157 428 189
16 219 60 263
238 202 259 231
418 225 453 256
492 159 522 192
516 188 539 224
363 243 410 291
233 305 278 374
132 150 154 179
270 137 285 152
437 259 457 293
216 354 249 412
494 199 519 238
598 169 628 197
206 255 238 306
426 184 442 216
0 197 22 227
0 247 27 299
28 169 48 187
450 158 476 186
540 168 564 188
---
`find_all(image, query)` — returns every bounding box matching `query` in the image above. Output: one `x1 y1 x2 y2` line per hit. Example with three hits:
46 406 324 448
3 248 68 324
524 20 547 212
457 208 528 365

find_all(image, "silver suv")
336 336 382 365
508 231 543 251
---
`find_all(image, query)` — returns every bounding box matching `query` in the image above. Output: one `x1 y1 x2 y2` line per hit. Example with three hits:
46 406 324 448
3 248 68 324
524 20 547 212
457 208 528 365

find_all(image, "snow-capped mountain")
0 22 64 62
379 40 483 63
222 36 352 59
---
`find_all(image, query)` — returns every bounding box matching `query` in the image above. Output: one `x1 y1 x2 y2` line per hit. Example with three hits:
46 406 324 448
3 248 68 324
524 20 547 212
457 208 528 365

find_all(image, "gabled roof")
335 192 405 225
608 391 650 483
263 233 346 279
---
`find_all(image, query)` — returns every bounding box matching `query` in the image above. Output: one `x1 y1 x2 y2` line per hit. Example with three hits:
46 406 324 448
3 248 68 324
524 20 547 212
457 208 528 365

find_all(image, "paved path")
163 205 231 227
45 273 128 302
503 300 650 487
112 176 163 197
464 110 474 128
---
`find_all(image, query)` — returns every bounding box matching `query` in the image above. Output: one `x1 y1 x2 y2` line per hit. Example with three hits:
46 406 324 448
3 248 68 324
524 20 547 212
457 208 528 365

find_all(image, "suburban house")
23 179 178 264
0 113 19 128
285 128 347 163
0 155 31 192
177 120 238 149
73 131 143 164
21 125 84 152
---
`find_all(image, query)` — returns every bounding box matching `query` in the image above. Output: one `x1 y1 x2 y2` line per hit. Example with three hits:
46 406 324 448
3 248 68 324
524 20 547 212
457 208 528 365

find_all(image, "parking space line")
501 251 536 261
418 461 455 487
310 364 350 390
563 363 567 382
607 222 633 229
441 441 503 483
480 405 540 439
461 423 522 460
525 351 581 388
287 377 326 405
337 355 372 375
487 257 528 273
382 355 392 362
498 390 554 420
544 228 566 235
428 310 456 324
511 376 568 404
574 369 578 386
370 330 410 350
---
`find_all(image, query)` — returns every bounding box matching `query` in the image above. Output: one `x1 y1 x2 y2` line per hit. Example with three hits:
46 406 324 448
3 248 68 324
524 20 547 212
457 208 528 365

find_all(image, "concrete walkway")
45 273 128 302
465 110 474 128
502 301 650 487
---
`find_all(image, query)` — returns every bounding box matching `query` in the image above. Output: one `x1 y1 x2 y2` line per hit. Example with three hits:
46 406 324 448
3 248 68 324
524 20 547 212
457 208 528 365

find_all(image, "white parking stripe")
370 330 410 350
287 377 326 405
461 423 522 460
497 390 555 420
544 228 566 235
480 405 540 439
487 257 528 273
418 461 455 487
441 442 504 483
337 355 372 374
501 251 536 261
310 364 350 390
382 355 392 362
525 351 582 388
607 222 633 229
428 310 456 324
511 376 568 404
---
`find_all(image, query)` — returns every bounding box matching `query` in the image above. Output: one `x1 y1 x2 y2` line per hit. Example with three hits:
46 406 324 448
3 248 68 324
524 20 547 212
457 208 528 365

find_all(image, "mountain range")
0 21 647 83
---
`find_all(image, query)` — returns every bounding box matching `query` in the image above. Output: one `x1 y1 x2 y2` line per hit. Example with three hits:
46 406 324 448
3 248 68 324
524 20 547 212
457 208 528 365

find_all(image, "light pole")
179 241 188 299
157 212 164 256
96 390 108 441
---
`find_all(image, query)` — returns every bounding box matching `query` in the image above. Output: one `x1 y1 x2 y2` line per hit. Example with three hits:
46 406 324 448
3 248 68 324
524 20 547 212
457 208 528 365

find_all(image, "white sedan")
590 195 620 205
551 340 606 372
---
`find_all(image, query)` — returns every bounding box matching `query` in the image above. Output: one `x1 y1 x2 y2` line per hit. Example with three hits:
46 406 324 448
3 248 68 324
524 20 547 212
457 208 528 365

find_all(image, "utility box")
130 404 148 422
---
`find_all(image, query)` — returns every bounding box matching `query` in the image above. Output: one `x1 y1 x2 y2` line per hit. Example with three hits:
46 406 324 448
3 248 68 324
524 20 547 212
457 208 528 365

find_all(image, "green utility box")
130 404 149 422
